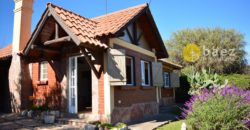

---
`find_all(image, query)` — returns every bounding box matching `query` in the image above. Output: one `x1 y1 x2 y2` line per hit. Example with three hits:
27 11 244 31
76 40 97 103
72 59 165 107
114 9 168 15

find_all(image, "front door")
69 56 78 113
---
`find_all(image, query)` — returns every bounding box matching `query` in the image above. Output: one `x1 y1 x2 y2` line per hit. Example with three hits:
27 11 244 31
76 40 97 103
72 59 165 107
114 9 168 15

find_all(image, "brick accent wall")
114 87 156 107
32 62 61 108
110 43 167 123
112 44 157 107
98 72 105 114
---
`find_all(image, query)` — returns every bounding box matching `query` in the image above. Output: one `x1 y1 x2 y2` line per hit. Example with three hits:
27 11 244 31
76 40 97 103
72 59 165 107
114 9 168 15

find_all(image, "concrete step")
57 113 99 127
57 118 87 127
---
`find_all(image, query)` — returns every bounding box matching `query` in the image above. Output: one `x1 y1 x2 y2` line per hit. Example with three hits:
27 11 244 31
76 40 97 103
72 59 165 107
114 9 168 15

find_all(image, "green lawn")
157 120 186 130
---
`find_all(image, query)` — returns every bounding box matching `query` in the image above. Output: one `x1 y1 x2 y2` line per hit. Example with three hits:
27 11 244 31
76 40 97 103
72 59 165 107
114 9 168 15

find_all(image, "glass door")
69 56 78 113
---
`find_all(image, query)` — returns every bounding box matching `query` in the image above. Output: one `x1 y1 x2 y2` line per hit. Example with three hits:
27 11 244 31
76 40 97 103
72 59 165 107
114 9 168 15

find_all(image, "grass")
157 120 186 130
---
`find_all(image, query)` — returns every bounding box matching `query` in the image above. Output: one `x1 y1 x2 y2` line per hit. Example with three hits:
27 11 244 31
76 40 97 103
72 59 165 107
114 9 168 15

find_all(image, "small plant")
94 122 128 130
116 123 127 129
101 123 113 129
182 86 250 130
187 68 227 95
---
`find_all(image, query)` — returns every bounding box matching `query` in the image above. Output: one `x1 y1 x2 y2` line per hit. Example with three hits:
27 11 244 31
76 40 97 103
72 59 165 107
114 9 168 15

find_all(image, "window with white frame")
141 60 151 86
126 56 134 85
164 72 170 87
40 61 48 81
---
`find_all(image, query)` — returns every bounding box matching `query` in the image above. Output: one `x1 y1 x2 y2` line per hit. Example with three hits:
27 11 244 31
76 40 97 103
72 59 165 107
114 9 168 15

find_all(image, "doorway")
68 56 92 114
0 60 11 113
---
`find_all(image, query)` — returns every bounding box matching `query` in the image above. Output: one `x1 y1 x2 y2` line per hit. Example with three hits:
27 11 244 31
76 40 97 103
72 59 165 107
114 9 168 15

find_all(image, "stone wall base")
111 102 159 123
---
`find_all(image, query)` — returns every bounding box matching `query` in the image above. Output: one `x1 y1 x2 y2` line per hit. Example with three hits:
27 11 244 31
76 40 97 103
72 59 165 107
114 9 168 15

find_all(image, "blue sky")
0 0 249 64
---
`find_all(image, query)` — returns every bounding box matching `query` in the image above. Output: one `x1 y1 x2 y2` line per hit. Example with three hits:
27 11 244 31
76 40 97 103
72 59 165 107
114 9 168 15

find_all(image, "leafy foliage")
29 104 49 111
187 68 226 95
219 74 250 90
165 28 247 74
95 122 127 130
182 86 250 130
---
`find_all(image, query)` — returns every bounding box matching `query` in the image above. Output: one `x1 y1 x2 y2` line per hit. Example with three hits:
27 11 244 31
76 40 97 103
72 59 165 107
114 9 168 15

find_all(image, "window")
141 60 151 86
164 72 170 87
126 56 134 85
40 61 48 81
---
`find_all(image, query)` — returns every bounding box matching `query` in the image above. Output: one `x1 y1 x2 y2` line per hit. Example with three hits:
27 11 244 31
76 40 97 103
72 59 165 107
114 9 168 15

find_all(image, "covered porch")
22 5 107 121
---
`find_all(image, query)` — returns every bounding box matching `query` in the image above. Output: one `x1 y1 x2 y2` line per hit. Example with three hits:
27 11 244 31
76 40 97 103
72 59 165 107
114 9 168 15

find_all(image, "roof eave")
145 8 168 58
106 6 169 59
23 8 50 56
0 55 12 61
159 59 183 70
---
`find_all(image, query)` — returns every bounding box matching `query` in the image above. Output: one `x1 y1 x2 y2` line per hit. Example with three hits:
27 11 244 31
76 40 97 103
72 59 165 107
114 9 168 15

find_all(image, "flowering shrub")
182 86 250 130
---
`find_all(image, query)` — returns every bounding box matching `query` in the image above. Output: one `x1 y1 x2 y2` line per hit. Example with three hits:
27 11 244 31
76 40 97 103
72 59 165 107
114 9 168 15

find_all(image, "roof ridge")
91 3 148 21
47 2 98 24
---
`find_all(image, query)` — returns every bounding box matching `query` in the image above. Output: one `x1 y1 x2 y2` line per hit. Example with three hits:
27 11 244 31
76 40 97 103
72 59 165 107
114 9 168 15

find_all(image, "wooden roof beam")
80 47 100 78
44 36 71 46
31 44 60 54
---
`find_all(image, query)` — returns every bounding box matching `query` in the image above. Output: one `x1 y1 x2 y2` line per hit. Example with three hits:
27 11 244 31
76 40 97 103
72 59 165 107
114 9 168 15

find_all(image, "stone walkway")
128 114 176 130
128 105 180 130
0 104 181 130
0 113 82 130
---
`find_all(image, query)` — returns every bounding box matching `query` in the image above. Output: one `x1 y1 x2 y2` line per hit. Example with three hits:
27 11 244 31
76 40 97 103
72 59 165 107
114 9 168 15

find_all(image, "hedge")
219 74 250 90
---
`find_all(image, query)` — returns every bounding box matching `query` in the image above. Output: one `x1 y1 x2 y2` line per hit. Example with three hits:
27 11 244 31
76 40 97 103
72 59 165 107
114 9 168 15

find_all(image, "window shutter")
152 62 163 86
107 49 126 86
170 72 180 87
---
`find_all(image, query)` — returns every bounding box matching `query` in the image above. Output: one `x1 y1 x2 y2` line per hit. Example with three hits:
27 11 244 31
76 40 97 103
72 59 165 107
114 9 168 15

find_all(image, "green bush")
219 74 250 90
185 87 250 130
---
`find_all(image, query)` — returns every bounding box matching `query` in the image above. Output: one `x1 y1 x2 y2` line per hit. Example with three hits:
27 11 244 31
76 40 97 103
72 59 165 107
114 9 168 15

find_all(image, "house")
0 0 181 123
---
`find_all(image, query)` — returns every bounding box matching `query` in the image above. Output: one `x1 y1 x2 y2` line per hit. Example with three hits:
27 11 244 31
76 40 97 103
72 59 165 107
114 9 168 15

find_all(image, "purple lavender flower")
243 119 250 128
182 86 250 128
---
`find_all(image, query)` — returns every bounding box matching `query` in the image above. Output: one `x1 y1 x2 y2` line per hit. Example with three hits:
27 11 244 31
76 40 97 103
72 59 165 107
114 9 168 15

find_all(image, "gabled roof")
48 3 148 46
49 3 107 48
0 44 12 60
22 3 168 58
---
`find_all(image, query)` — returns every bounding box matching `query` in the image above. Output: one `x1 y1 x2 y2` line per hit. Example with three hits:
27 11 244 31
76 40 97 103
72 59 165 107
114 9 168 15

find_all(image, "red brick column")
98 72 105 115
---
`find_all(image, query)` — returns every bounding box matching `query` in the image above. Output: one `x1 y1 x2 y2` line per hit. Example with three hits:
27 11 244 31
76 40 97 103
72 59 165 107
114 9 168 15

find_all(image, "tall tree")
165 28 247 74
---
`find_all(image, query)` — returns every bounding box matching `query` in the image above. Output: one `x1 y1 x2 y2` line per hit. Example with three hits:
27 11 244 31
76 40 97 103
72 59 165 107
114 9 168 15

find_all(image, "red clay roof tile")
0 44 12 59
49 3 107 48
47 3 148 48
92 4 148 36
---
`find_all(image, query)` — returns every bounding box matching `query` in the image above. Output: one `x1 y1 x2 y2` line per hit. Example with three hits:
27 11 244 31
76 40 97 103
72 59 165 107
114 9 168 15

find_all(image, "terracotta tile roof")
0 44 12 60
48 3 108 48
92 4 148 36
47 3 148 48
